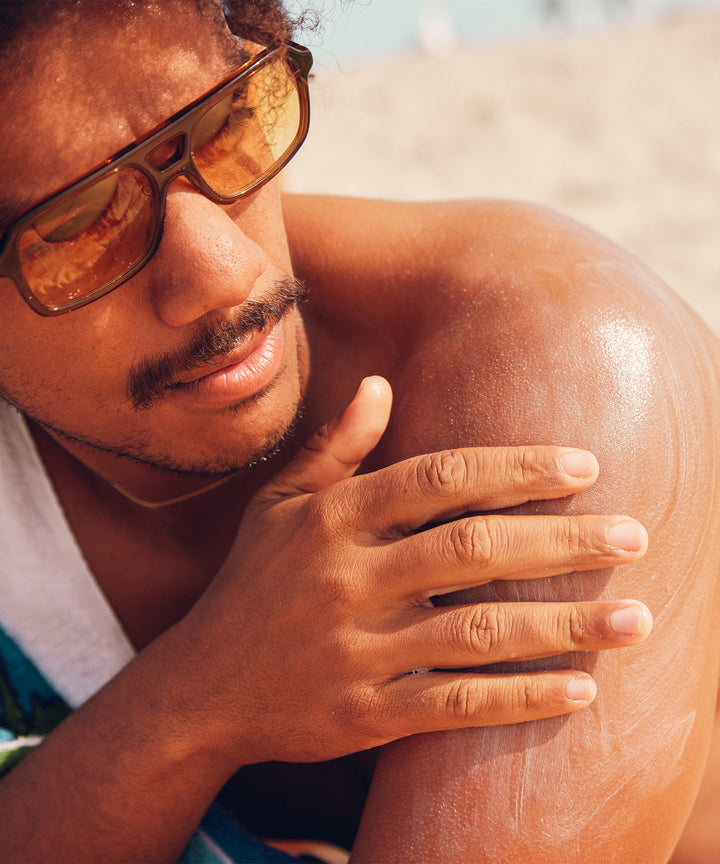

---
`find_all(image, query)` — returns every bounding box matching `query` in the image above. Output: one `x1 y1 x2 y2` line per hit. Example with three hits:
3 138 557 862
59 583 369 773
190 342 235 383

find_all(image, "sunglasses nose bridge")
146 130 194 188
144 129 213 233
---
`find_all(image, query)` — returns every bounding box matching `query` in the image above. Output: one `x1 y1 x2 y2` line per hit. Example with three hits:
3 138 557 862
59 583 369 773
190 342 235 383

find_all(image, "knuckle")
318 563 358 610
305 485 354 539
295 504 359 606
563 605 588 646
519 677 545 713
449 518 493 566
463 604 503 655
304 490 338 531
338 685 376 723
443 676 550 725
445 679 477 723
507 445 545 487
416 449 468 498
555 517 585 557
336 685 386 742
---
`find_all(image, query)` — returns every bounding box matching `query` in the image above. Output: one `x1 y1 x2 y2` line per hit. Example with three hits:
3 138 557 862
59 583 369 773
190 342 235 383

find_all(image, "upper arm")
344 201 720 862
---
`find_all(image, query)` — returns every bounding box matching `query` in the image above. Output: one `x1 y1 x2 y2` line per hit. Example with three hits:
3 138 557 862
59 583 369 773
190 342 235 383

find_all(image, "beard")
3 277 310 478
31 375 306 478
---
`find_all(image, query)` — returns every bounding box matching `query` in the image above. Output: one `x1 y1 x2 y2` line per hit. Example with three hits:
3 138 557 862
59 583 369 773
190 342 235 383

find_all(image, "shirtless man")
0 1 718 862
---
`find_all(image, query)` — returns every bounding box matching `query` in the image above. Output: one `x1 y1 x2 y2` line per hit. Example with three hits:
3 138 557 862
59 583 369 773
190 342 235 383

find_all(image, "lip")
169 319 286 406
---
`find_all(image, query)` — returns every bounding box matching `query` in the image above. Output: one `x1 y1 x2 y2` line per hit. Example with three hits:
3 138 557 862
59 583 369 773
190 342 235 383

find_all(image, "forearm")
0 624 233 863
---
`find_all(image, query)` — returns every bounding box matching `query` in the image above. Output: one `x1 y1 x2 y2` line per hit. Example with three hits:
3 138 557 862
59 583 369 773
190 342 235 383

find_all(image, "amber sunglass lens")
191 56 301 196
18 167 156 310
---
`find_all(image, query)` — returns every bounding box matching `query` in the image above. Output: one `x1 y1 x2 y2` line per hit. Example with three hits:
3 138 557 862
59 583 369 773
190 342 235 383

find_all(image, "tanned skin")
286 195 720 863
0 2 717 862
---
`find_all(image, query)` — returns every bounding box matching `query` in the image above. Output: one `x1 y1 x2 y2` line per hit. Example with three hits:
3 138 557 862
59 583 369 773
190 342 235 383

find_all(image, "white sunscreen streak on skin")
442 290 714 857
360 248 720 863
464 709 697 858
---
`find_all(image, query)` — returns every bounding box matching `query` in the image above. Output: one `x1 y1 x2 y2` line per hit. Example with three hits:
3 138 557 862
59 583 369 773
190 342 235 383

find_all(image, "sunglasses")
0 41 312 316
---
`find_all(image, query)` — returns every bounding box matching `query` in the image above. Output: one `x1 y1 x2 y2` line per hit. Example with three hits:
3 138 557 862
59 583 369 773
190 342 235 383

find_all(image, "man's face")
0 0 308 475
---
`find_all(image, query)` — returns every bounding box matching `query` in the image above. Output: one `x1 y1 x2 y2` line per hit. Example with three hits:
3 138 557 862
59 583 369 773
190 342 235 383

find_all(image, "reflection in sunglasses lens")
20 168 155 309
192 57 300 197
34 172 121 243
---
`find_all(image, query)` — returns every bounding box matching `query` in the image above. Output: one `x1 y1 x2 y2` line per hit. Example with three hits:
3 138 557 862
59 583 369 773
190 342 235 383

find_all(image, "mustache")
128 276 308 410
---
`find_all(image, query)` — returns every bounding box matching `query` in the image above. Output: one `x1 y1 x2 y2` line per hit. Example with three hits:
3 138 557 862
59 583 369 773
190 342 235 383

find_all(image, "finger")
377 669 599 735
391 600 652 671
344 445 599 534
252 376 392 504
377 513 648 598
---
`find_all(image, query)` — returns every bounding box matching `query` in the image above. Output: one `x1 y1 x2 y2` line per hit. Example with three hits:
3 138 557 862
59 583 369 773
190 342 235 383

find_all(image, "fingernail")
566 675 596 703
558 450 597 479
606 519 647 552
610 603 653 636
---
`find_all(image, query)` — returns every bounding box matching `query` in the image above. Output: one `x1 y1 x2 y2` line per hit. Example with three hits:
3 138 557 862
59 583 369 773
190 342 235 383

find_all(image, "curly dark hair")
221 0 293 45
0 0 298 52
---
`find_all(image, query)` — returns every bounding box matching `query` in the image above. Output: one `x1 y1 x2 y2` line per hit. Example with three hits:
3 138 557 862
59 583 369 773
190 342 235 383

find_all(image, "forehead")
1 0 247 214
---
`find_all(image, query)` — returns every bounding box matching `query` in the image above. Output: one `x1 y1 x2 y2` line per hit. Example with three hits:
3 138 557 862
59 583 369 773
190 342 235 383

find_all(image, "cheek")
0 285 135 417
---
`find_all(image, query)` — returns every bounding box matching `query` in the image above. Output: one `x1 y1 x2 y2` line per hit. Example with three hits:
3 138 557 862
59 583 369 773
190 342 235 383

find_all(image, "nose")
144 184 267 328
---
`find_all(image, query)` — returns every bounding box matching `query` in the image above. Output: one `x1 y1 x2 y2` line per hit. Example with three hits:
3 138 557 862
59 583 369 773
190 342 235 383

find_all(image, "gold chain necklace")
107 474 233 509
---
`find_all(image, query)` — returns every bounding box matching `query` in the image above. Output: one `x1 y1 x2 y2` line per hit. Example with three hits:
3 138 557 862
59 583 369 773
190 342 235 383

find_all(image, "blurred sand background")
286 4 720 332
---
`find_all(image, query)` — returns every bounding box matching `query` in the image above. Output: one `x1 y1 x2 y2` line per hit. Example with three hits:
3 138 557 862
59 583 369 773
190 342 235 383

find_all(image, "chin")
148 388 304 477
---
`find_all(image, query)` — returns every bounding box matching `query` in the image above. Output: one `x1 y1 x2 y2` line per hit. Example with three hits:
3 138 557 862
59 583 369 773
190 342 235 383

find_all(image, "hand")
185 377 651 767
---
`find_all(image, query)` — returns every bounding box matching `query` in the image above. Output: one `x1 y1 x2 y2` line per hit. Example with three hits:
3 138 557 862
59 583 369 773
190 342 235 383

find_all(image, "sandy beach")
287 9 720 332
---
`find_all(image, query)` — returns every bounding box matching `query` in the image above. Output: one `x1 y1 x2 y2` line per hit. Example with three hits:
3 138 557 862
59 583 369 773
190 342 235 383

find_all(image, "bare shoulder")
283 193 592 296
286 196 720 863
286 194 720 495
284 193 719 438
283 193 711 341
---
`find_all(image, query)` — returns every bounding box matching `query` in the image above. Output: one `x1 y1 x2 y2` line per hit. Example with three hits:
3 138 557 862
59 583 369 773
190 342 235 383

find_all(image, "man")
0 1 717 862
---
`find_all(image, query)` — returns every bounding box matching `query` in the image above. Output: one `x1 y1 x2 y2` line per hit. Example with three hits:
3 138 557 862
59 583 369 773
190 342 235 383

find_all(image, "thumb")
255 376 393 503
